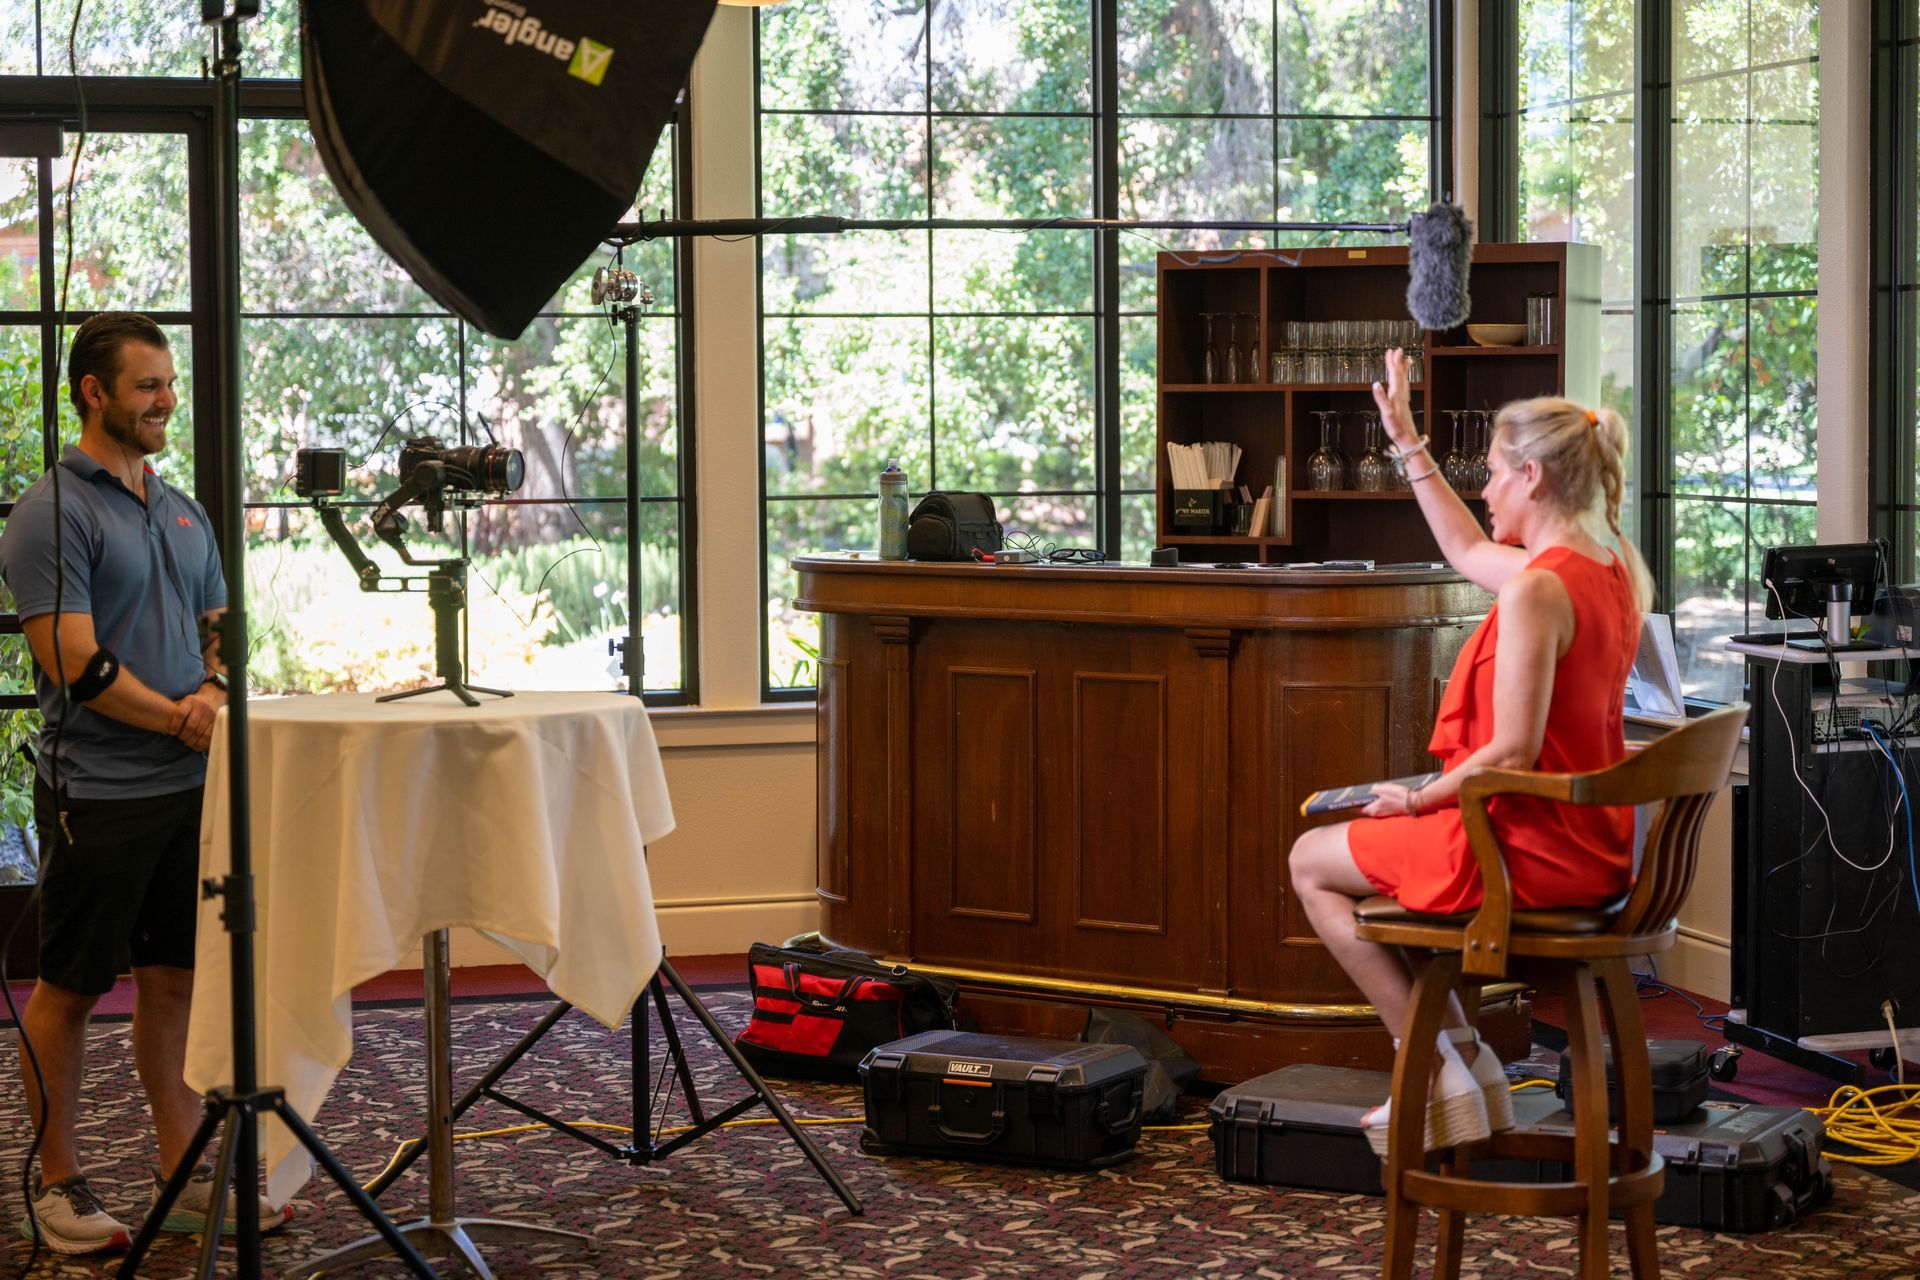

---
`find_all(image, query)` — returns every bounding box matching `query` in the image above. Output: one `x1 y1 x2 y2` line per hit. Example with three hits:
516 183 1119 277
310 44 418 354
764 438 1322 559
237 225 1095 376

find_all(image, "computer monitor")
1759 540 1887 651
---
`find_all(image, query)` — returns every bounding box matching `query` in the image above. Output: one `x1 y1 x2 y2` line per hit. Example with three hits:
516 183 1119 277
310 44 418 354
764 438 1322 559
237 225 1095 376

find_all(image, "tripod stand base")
296 1216 594 1280
378 682 512 708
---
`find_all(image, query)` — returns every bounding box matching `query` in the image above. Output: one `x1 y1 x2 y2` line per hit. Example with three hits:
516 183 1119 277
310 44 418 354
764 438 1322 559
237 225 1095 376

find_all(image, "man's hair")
67 312 169 419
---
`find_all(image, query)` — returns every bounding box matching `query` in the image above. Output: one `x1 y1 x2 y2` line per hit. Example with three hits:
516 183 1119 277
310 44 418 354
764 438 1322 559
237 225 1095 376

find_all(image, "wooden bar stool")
1354 704 1747 1280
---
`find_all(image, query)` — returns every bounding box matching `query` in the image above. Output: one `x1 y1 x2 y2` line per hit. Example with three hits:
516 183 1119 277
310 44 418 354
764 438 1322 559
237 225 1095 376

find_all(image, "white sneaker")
17 1176 131 1255
1364 1034 1493 1157
152 1163 293 1236
1448 1026 1516 1131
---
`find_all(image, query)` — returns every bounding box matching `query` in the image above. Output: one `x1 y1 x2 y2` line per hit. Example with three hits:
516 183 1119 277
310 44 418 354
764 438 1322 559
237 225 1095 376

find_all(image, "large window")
1665 0 1819 702
0 7 694 712
1516 0 1636 494
757 0 1438 694
1876 2 1920 578
237 116 691 700
1511 0 1819 704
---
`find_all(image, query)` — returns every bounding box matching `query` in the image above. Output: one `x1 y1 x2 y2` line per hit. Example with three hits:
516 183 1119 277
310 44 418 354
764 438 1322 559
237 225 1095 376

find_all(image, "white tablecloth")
183 691 674 1207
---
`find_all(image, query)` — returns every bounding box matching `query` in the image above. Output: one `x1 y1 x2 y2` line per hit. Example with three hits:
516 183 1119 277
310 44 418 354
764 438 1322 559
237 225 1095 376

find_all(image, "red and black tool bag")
735 940 958 1081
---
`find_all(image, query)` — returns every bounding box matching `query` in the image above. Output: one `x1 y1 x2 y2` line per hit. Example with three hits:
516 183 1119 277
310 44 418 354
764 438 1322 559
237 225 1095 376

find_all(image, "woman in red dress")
1288 348 1653 1153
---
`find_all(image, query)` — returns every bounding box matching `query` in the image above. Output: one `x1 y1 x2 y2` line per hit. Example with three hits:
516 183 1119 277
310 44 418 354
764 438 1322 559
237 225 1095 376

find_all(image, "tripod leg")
650 975 706 1125
656 960 864 1215
195 1107 243 1280
119 1102 225 1278
271 1098 441 1279
458 684 512 699
235 1105 263 1279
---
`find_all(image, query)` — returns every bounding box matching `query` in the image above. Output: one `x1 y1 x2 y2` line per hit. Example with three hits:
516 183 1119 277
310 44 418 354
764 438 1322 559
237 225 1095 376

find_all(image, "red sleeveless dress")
1347 546 1640 914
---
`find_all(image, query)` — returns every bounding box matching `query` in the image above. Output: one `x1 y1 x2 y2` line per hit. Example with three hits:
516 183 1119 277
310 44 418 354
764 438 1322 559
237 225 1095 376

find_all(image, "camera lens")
443 444 525 495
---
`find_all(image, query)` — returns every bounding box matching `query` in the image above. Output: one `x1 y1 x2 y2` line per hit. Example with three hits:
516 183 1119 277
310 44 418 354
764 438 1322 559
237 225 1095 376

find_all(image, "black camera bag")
734 939 959 1081
907 491 1003 561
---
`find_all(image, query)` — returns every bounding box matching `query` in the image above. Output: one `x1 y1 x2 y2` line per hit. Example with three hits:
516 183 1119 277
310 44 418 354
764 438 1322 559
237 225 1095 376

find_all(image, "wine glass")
1225 314 1242 386
1354 414 1389 492
1200 313 1217 384
1308 410 1346 491
1470 410 1493 489
1242 313 1260 384
1441 410 1472 488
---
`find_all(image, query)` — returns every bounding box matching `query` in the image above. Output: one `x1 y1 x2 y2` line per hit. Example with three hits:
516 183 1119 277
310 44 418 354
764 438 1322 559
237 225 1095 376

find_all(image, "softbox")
301 0 718 339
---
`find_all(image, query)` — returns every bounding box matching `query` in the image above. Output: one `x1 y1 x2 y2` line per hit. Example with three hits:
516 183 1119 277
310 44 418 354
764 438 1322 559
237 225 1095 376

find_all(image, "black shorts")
33 777 205 996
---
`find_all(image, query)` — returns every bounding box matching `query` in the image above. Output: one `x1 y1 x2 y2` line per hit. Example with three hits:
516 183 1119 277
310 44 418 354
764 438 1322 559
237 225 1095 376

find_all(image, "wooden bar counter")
794 554 1529 1080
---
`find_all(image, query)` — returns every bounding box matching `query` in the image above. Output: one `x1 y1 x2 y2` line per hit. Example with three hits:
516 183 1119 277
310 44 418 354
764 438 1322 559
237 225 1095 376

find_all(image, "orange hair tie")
1585 408 1600 427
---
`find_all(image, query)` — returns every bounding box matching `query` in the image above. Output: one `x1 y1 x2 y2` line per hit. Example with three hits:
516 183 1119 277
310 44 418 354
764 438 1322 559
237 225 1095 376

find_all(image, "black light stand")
358 265 864 1217
119 7 439 1277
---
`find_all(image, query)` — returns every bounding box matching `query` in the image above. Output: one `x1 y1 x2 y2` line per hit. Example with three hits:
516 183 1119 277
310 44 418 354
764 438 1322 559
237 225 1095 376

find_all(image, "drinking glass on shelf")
1308 410 1346 491
1366 320 1391 384
1338 320 1363 384
1469 410 1493 489
1441 410 1471 488
1200 312 1217 384
1354 414 1390 492
1241 313 1260 384
1224 314 1242 386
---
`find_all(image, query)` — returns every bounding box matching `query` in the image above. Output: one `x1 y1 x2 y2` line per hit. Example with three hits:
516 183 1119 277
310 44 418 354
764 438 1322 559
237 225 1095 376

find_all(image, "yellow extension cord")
1806 1084 1920 1166
362 1078 1919 1189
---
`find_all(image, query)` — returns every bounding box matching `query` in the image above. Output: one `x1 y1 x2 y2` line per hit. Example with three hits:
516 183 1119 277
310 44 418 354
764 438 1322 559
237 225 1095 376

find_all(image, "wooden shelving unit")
1155 242 1600 563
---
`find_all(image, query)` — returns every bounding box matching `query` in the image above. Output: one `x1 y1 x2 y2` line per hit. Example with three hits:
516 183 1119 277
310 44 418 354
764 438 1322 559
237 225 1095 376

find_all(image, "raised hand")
1371 347 1419 450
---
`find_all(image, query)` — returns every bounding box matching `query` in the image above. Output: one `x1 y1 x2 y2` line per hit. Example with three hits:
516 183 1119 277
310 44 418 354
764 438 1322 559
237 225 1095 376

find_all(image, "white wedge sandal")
1363 1031 1493 1157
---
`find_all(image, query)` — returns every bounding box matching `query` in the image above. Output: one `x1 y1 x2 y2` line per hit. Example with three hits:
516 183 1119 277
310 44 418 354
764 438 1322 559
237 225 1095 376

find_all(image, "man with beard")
0 313 285 1253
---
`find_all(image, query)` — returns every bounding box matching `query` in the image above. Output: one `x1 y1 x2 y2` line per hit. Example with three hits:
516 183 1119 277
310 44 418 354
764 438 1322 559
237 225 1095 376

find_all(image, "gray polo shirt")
0 445 227 798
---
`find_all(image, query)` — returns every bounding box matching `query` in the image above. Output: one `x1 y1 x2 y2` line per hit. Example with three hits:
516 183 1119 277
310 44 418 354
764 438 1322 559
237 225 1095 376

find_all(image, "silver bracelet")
1407 786 1423 815
1388 435 1431 462
1406 462 1441 483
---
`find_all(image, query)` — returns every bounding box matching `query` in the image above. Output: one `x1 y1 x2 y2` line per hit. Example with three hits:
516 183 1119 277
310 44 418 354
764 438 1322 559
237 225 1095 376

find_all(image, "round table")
183 690 674 1269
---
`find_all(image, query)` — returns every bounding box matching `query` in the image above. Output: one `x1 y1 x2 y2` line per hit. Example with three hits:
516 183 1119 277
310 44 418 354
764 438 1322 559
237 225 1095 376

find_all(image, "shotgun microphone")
1405 202 1474 333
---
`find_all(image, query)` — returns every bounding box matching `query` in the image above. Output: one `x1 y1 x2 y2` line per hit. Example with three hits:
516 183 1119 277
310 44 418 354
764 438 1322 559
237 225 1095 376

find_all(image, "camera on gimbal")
293 437 524 502
396 436 525 498
290 434 527 707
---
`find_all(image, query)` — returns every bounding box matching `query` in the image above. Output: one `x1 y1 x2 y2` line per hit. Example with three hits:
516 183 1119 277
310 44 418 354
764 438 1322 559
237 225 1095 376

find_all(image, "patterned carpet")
3 992 1918 1279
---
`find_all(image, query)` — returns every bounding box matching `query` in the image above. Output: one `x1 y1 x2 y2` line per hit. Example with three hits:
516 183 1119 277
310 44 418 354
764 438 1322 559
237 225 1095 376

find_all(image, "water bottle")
878 459 908 560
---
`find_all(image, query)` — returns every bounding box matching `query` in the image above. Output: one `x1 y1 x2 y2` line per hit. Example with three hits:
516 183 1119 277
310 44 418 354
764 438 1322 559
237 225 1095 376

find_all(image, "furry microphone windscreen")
1405 202 1475 333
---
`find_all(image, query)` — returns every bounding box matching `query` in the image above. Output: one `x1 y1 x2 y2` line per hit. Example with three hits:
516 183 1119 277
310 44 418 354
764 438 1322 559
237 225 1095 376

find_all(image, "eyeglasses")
1047 548 1106 564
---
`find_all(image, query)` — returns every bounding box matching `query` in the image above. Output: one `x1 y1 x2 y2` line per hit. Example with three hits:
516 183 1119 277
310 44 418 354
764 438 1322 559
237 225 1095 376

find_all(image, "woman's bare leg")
1287 822 1469 1042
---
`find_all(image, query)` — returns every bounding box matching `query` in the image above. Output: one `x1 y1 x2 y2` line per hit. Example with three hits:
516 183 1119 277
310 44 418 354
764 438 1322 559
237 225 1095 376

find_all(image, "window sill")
648 702 817 749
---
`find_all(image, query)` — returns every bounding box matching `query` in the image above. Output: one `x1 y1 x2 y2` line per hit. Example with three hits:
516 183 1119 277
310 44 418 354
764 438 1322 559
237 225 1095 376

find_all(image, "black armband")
67 648 120 702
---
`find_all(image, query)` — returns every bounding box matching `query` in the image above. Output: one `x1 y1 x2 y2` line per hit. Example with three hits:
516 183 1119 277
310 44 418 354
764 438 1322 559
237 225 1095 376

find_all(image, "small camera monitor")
294 447 348 498
1760 540 1886 651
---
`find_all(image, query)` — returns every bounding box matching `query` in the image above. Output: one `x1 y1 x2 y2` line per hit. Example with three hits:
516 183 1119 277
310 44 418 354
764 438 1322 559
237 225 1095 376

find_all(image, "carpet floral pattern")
2 992 1918 1279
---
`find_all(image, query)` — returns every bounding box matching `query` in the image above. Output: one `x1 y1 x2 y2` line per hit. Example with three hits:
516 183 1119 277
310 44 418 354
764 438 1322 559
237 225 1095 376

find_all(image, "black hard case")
1207 1064 1548 1195
1210 1066 1832 1232
859 1030 1147 1170
1553 1038 1710 1122
1533 1100 1835 1232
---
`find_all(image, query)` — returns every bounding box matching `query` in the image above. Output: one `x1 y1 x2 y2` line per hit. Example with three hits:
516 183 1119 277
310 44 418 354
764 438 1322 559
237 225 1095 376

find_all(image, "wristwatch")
201 671 230 693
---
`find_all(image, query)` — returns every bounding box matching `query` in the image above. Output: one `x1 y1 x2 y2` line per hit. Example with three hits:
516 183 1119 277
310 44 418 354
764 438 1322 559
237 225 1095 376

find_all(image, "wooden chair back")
1455 704 1748 977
